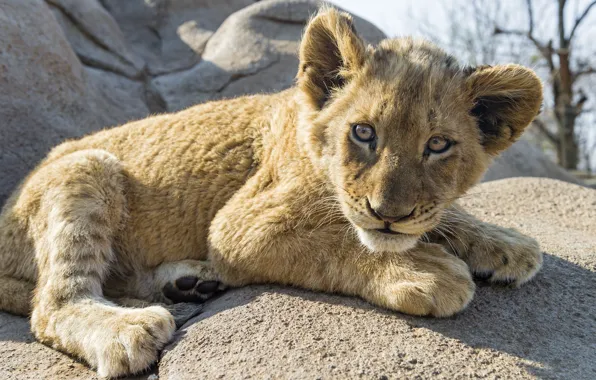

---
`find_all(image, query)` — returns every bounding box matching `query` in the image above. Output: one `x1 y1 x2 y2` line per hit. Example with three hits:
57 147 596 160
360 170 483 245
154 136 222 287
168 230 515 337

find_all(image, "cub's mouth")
374 227 406 236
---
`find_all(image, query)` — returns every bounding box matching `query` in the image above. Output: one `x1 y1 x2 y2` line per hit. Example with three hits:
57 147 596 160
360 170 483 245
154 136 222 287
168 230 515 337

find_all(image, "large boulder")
0 0 149 205
2 178 593 379
148 0 386 111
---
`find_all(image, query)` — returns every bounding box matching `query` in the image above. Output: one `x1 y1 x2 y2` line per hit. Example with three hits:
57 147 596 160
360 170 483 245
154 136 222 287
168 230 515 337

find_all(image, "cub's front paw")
376 249 475 317
94 306 175 378
465 226 543 287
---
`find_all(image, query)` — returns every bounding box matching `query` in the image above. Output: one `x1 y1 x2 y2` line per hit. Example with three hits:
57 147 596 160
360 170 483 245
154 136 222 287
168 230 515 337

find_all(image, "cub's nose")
366 199 415 223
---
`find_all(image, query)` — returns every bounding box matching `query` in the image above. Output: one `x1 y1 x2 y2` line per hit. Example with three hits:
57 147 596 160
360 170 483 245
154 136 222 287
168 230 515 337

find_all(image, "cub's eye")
352 124 376 143
426 136 452 154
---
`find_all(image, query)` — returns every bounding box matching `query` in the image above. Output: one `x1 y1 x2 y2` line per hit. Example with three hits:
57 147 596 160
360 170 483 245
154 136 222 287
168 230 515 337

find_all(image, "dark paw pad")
175 276 199 291
163 278 224 304
196 280 220 293
473 271 493 282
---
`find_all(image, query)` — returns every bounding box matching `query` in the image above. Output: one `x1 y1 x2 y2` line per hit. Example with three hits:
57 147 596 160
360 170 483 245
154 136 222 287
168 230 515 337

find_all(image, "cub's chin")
355 227 419 253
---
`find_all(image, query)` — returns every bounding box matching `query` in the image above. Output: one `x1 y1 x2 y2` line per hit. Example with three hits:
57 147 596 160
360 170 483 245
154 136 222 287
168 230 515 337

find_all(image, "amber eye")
426 136 452 154
352 124 376 143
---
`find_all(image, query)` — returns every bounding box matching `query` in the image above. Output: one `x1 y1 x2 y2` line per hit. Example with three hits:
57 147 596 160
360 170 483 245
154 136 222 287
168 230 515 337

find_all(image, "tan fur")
0 8 543 378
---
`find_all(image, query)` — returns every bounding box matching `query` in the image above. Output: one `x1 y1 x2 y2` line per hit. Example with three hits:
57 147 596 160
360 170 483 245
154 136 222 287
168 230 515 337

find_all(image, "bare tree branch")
569 0 596 41
493 27 545 51
574 90 588 114
558 0 567 48
493 30 554 71
526 0 534 35
438 0 593 169
574 67 596 80
494 0 558 69
532 118 560 147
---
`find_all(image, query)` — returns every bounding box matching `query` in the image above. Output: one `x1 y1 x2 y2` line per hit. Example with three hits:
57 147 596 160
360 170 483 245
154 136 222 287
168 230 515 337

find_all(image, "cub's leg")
0 191 37 316
358 243 476 317
107 260 223 305
29 150 175 378
0 276 34 316
430 204 543 286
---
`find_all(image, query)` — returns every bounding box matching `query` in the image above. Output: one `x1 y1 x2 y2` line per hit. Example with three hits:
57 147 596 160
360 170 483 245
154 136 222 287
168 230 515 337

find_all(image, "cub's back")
41 93 278 266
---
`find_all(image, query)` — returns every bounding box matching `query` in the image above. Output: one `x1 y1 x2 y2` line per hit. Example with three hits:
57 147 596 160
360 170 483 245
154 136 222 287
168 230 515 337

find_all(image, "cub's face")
296 10 542 252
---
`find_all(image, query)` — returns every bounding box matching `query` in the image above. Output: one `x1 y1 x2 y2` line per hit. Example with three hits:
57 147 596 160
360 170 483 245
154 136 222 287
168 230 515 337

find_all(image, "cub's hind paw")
154 259 227 304
162 277 225 303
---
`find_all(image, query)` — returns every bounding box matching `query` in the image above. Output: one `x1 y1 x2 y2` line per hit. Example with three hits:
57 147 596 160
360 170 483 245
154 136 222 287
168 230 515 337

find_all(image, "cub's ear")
297 8 366 109
466 64 543 155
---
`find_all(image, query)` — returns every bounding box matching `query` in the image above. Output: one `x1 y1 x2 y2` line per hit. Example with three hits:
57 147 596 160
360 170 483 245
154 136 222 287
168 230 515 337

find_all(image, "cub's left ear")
466 64 543 155
297 8 366 110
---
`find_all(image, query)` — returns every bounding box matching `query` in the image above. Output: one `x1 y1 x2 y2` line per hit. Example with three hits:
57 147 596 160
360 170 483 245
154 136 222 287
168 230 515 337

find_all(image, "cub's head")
296 8 542 253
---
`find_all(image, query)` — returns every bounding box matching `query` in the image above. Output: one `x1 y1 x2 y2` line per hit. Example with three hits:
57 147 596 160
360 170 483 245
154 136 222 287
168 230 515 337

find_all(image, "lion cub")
0 8 543 378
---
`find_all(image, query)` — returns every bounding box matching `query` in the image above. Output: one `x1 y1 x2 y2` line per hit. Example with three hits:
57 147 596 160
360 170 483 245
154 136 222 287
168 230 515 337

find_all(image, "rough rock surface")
1 178 594 379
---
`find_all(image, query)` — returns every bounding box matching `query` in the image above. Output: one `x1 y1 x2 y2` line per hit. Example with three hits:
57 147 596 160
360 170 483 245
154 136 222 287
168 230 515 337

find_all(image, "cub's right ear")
297 8 366 110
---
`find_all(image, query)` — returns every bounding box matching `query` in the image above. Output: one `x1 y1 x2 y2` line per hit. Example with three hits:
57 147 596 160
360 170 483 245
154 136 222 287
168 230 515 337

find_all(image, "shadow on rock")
412 253 596 379
0 312 33 343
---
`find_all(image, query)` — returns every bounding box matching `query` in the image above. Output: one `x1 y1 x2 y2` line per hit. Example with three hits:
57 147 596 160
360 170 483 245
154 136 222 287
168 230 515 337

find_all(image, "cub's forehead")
363 38 466 100
345 39 472 134
370 37 461 76
352 38 469 119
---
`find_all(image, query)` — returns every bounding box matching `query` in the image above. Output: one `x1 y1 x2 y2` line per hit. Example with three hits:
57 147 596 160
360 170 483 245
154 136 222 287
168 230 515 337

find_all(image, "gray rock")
152 0 386 111
101 0 256 76
0 0 151 205
484 140 581 184
47 0 145 78
0 0 134 204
